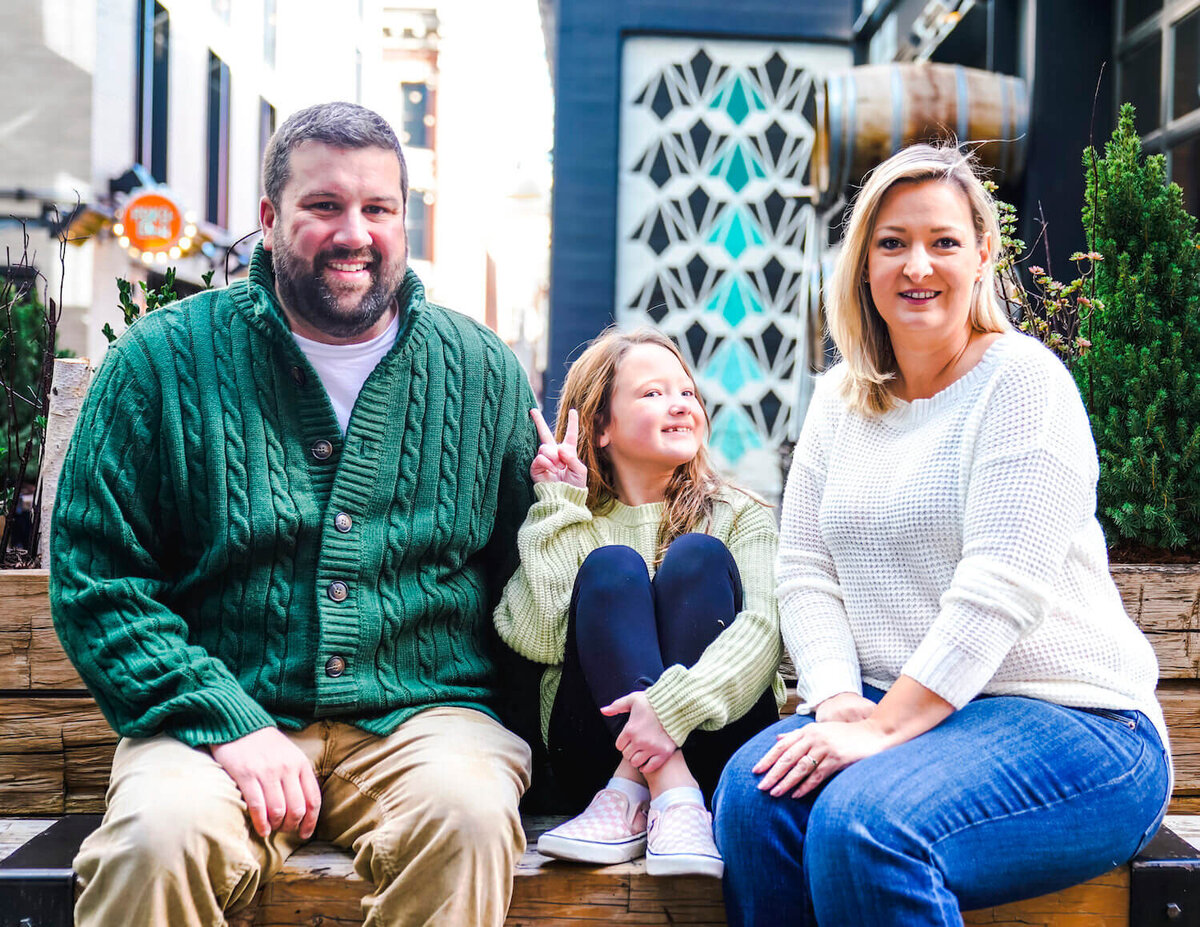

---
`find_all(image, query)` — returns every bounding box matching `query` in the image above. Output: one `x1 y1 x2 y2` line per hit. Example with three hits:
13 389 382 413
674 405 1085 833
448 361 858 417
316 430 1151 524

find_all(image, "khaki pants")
74 707 532 927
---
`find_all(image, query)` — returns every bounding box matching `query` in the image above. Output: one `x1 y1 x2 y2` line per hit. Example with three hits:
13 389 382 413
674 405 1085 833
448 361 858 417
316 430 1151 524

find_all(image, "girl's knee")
659 534 733 579
577 545 648 590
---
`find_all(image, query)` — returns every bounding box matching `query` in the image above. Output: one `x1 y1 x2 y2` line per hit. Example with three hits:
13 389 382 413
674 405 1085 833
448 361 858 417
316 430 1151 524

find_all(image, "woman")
714 144 1171 926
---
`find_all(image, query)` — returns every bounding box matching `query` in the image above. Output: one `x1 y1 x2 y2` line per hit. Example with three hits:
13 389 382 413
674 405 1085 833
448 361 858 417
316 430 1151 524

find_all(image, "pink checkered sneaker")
645 802 723 878
536 788 649 865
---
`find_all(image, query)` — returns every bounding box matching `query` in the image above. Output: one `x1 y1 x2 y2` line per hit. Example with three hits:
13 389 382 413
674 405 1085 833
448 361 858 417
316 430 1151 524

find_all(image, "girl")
714 144 1170 925
495 328 783 878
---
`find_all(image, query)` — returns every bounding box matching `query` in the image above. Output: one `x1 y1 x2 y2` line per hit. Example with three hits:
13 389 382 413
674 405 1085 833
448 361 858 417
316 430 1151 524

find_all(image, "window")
263 0 277 67
206 51 232 227
408 191 431 261
258 98 277 196
136 0 169 182
1125 0 1165 31
1172 136 1200 215
1116 0 1200 210
1119 34 1162 134
1175 8 1200 118
401 82 430 148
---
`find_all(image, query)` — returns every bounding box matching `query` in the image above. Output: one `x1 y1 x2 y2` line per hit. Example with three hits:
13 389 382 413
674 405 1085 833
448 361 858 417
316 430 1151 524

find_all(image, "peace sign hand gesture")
529 407 588 490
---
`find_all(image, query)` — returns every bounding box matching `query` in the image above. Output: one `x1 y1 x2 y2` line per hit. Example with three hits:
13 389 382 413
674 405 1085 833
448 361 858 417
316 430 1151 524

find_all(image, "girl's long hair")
826 143 1012 416
555 327 725 564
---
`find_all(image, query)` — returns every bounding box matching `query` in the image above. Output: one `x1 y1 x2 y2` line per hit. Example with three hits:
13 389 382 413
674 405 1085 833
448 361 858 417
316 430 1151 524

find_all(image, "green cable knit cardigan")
50 245 537 747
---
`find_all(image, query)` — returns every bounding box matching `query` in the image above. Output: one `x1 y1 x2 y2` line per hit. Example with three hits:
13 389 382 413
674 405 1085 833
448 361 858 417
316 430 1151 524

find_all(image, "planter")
0 565 1197 815
0 569 114 814
1110 563 1200 811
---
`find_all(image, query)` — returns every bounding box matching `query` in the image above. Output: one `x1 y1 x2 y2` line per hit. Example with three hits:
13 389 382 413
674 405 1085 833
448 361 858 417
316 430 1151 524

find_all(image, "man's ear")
260 197 277 251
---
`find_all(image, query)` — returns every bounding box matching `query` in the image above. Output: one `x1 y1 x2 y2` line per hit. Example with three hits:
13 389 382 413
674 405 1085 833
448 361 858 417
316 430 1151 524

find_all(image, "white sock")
607 776 651 806
650 786 705 811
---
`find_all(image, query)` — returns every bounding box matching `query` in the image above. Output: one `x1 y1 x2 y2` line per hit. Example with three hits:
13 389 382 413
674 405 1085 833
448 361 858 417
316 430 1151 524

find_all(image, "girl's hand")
530 407 588 489
751 719 893 800
814 691 876 723
602 691 677 775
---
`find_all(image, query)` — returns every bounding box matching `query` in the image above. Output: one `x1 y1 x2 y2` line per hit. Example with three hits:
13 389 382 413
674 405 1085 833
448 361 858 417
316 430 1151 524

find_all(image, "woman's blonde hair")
826 143 1013 416
555 326 724 564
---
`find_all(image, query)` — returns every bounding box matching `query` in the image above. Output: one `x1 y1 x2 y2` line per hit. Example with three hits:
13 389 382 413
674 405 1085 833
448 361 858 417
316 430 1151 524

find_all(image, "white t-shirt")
291 312 400 435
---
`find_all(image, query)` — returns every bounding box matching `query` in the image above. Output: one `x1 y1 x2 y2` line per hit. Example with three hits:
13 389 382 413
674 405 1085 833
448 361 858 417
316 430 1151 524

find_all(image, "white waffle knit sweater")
779 332 1168 749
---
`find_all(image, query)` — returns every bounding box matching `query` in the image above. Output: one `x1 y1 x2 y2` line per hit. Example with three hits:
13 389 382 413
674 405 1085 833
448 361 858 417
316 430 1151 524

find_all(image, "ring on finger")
802 755 818 770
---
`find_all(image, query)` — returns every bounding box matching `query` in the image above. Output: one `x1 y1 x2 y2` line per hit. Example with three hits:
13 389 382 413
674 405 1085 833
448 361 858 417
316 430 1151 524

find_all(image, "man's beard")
271 228 407 340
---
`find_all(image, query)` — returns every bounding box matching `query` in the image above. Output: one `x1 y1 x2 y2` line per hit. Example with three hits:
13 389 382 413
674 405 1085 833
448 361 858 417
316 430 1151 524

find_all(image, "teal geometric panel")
704 338 765 398
617 37 851 497
709 405 764 467
707 206 765 260
704 272 765 328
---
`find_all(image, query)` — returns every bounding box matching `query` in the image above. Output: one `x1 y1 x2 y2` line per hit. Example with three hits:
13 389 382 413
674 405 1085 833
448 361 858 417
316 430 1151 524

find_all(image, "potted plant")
1005 104 1200 809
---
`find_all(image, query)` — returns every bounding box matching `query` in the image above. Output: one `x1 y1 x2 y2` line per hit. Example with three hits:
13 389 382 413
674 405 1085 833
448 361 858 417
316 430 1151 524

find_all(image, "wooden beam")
0 570 82 690
0 697 115 815
37 359 92 569
223 834 1129 927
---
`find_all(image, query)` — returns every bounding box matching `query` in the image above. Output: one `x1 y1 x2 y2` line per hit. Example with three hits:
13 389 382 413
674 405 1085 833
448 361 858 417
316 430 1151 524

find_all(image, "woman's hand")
814 691 876 723
602 691 678 775
752 719 893 800
530 408 588 489
753 677 956 800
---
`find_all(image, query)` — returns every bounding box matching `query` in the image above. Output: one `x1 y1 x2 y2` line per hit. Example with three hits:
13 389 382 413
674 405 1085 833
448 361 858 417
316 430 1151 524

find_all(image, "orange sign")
120 191 183 251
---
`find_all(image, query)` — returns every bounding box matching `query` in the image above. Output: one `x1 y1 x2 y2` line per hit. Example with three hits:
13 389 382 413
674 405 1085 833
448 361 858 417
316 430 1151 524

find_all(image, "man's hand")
210 728 321 840
602 691 677 775
529 408 588 489
814 691 876 723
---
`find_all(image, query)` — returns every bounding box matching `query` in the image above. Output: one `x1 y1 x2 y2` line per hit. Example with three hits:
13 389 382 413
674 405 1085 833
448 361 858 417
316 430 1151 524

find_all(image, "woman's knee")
714 719 807 850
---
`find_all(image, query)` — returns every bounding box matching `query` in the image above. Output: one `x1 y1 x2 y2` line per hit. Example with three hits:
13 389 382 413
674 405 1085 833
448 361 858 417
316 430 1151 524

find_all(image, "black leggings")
547 533 779 811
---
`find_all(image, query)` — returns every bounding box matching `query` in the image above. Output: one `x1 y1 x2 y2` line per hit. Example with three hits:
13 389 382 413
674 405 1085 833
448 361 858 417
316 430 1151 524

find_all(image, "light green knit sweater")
494 481 784 747
50 245 536 747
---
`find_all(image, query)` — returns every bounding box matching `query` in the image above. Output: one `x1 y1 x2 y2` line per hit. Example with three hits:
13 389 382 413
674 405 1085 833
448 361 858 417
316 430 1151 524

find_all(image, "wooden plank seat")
0 814 1159 926
1 565 1198 923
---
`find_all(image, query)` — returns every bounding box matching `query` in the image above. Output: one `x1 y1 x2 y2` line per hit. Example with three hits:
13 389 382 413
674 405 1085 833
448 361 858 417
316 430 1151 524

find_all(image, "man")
50 102 537 927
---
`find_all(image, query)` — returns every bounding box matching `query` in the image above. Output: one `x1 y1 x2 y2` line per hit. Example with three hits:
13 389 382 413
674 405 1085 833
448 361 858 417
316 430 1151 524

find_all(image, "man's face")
261 141 408 343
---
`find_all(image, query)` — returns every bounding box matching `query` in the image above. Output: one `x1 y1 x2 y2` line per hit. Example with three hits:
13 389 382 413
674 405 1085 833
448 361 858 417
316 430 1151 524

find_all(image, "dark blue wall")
545 0 853 406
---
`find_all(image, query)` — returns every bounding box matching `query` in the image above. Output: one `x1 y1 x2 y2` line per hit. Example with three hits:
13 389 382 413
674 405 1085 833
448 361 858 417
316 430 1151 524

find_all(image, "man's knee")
408 763 523 851
86 780 251 874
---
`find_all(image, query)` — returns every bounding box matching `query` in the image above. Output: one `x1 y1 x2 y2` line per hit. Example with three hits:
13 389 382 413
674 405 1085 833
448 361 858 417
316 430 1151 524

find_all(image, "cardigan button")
334 512 353 533
327 581 349 602
290 365 307 386
311 439 333 461
325 655 346 677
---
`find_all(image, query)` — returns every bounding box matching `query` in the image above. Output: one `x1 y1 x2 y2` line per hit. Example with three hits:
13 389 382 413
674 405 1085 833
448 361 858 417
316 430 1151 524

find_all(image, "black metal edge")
0 816 102 872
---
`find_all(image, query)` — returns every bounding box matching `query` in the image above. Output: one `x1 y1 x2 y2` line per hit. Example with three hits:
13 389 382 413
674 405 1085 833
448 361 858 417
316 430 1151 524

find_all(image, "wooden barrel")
814 63 1029 198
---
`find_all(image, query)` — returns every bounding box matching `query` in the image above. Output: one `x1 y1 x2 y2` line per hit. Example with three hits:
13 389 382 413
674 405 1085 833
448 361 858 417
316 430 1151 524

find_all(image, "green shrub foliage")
1074 103 1200 552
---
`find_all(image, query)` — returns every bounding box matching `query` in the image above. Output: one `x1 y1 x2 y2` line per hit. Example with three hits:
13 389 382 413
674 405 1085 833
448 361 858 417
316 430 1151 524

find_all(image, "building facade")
0 0 381 365
540 0 1184 499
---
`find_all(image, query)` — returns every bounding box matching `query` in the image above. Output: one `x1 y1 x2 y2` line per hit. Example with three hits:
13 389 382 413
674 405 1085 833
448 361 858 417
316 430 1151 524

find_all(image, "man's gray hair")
262 101 409 207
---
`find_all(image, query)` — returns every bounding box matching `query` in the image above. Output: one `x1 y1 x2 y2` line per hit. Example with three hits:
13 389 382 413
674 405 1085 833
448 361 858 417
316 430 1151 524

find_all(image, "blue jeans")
714 685 1170 926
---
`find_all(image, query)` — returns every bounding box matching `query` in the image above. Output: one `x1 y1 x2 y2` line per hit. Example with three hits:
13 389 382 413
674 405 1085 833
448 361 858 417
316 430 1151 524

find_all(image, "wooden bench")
2 564 1199 924
2 813 1185 926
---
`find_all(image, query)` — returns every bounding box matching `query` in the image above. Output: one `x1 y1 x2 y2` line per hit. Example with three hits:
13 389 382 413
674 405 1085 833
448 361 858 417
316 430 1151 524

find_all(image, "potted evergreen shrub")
1071 104 1200 806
